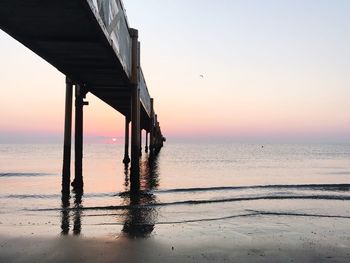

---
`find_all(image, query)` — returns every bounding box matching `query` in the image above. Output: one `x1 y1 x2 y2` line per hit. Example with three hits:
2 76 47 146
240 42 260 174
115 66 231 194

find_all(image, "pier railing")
87 0 151 117
87 0 132 77
139 69 151 116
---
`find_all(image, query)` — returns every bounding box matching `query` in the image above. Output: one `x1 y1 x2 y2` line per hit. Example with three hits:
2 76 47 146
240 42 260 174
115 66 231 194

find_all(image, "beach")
0 143 349 262
1 214 349 263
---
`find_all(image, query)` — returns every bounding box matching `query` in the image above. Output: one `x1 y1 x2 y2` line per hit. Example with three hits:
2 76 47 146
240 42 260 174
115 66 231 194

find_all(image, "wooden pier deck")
0 0 165 193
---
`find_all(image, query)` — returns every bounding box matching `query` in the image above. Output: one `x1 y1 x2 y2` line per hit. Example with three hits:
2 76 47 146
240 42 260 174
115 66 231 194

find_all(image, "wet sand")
1 215 349 263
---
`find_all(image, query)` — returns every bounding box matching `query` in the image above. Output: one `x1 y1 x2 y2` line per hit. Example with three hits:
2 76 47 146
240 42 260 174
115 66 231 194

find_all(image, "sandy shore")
1 234 349 263
1 215 350 263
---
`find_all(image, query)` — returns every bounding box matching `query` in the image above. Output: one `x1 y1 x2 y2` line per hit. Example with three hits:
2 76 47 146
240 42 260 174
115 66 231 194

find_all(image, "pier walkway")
0 0 165 193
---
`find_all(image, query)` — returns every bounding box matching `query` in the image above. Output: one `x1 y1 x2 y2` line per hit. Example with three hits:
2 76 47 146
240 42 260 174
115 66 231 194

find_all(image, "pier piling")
72 84 85 191
62 77 73 193
130 29 140 193
149 98 154 153
123 117 131 164
145 132 149 153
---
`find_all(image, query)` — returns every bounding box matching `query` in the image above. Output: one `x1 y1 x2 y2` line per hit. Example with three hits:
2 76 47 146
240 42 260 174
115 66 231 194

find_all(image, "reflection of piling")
60 191 83 235
147 153 160 189
60 193 70 235
122 153 160 238
122 194 155 238
62 77 73 194
124 164 129 189
73 192 83 235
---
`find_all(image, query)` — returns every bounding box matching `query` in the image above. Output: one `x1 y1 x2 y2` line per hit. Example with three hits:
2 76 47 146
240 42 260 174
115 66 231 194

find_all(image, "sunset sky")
0 0 349 143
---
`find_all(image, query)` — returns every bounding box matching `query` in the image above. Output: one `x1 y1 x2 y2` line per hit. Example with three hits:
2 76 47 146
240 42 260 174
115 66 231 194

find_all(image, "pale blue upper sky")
0 0 349 143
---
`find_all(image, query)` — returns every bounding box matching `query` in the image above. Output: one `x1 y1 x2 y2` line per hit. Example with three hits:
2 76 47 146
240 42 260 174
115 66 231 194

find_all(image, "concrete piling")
123 117 131 164
72 84 88 192
130 29 141 193
62 77 73 193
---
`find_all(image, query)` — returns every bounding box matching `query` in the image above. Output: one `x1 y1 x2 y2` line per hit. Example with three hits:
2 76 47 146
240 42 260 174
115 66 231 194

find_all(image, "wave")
31 194 350 212
5 194 60 199
0 172 53 177
4 183 349 200
153 184 350 194
2 192 115 199
90 211 350 225
246 210 350 219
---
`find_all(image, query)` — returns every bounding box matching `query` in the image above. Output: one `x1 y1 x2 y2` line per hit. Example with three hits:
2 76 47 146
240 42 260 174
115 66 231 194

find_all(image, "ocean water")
0 142 349 238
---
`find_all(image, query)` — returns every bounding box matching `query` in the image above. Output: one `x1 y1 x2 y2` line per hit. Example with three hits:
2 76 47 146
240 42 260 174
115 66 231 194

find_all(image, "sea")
0 142 349 238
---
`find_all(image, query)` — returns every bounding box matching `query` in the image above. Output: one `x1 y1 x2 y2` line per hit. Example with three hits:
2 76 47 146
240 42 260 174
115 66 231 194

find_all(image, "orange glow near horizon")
1 86 349 143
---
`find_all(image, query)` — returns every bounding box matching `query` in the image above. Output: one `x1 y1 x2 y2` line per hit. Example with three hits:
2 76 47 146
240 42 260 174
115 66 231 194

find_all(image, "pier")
0 0 165 193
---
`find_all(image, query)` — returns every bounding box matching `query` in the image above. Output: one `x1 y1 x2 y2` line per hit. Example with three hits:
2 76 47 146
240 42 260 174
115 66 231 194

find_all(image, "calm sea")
0 142 349 237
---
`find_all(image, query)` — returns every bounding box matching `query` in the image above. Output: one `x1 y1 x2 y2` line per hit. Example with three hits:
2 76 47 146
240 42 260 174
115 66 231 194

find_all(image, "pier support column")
123 117 130 164
62 77 73 194
72 84 87 192
130 28 140 193
145 132 149 153
130 83 140 192
154 114 158 151
149 98 154 153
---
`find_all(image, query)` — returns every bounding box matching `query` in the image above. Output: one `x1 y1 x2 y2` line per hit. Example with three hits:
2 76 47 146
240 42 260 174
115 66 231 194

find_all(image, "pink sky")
0 1 349 143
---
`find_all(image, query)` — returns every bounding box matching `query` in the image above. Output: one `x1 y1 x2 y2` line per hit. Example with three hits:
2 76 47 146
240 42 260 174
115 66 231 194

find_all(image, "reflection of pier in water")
122 155 160 238
61 191 83 236
60 154 160 237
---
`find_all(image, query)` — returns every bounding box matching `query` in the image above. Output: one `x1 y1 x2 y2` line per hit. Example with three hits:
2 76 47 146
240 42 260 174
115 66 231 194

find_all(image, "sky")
0 0 349 143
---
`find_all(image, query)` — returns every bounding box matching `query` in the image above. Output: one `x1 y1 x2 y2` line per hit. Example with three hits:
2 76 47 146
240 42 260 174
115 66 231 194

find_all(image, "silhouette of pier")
0 0 165 193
